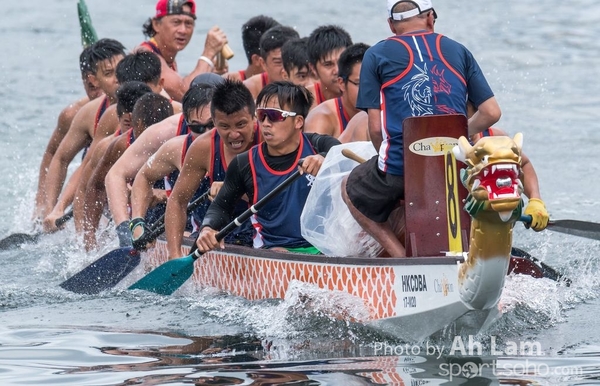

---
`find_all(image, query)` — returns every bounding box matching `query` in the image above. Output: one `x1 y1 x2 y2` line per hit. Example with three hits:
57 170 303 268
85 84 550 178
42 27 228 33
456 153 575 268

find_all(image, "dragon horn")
513 132 523 152
453 136 472 163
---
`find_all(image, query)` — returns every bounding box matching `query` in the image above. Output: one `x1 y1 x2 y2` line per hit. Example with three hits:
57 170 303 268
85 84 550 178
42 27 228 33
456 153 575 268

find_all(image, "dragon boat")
141 115 543 341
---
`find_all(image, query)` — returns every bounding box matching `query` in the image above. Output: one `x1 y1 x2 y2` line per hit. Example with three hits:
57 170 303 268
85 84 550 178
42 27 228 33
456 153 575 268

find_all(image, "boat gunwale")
176 236 464 267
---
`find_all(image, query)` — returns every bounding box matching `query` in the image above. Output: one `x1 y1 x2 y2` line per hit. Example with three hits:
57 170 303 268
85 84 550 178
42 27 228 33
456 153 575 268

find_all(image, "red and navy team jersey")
334 97 350 134
248 133 316 249
140 39 177 71
313 82 326 105
82 96 111 160
358 31 494 176
260 72 269 88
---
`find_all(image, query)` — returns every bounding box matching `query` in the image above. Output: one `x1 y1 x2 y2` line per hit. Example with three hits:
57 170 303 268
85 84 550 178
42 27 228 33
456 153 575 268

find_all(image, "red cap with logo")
155 0 196 19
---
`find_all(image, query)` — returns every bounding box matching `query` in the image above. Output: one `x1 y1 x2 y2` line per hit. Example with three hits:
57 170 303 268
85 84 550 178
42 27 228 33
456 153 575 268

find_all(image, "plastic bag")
300 142 383 257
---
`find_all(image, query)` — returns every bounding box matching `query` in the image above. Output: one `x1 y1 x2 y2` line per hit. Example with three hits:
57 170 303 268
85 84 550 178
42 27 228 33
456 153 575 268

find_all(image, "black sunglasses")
187 120 215 134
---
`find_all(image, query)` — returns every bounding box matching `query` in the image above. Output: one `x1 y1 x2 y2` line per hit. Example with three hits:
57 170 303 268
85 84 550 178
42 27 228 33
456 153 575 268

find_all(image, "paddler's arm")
302 133 341 175
366 109 383 152
35 98 87 220
43 104 94 218
163 138 209 258
130 139 181 229
467 96 501 136
158 27 227 101
197 155 249 253
83 137 126 250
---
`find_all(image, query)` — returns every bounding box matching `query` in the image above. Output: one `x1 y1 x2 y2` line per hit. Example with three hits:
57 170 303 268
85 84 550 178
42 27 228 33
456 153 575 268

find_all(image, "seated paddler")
196 81 340 254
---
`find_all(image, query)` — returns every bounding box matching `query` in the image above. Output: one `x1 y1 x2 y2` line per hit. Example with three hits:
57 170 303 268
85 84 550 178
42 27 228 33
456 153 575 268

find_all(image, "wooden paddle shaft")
341 148 367 164
221 44 234 60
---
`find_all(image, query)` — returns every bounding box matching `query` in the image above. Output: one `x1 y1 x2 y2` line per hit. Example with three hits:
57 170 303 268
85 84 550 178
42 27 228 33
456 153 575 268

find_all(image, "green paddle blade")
77 0 98 48
128 254 196 295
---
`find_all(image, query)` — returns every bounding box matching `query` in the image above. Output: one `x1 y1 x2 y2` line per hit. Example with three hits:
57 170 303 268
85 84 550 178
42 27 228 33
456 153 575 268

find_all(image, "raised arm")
151 27 227 101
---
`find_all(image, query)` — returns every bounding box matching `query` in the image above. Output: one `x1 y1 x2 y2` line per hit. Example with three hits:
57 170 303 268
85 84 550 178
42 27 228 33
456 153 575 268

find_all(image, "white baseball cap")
387 0 435 21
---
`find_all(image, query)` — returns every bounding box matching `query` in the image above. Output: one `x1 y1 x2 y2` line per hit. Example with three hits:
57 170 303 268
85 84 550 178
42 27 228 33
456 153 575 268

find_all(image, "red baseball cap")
155 0 196 20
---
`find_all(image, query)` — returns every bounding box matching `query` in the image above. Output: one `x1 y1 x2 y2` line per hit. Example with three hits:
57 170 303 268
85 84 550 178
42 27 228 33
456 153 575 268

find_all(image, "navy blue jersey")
248 133 317 248
358 31 494 175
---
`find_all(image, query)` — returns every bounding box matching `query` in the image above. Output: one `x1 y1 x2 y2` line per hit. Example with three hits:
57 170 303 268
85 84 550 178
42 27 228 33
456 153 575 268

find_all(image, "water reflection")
1 328 598 385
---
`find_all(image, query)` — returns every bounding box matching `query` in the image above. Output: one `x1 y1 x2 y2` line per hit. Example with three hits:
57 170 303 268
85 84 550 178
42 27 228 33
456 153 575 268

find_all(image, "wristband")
199 55 214 69
129 217 146 232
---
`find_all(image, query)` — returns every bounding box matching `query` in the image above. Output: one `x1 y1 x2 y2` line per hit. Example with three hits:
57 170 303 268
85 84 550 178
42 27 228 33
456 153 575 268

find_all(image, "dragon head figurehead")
453 133 524 222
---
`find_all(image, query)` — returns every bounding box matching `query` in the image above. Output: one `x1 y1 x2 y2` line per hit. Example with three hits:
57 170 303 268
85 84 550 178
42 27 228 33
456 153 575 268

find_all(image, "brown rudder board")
402 114 470 257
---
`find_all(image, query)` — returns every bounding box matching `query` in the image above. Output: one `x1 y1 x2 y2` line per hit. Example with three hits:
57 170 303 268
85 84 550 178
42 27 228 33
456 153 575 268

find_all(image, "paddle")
510 246 570 285
0 210 74 251
128 166 306 295
521 215 600 241
59 192 210 294
77 0 98 48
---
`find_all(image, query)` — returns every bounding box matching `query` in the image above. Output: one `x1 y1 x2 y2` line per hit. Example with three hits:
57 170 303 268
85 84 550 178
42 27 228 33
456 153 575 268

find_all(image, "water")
1 0 600 384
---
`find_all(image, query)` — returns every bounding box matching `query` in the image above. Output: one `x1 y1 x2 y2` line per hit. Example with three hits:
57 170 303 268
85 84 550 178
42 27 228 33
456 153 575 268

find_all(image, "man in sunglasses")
164 79 260 258
342 0 502 258
196 81 341 255
105 73 224 248
128 83 219 251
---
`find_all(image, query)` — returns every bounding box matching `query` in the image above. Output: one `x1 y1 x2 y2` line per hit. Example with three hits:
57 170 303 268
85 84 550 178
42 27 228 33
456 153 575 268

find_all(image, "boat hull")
142 238 497 341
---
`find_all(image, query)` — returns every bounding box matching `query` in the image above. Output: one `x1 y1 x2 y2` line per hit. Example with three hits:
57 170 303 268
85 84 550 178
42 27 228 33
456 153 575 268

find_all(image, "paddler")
83 91 174 250
33 45 104 223
42 39 126 232
224 15 281 81
137 0 229 102
196 81 340 255
160 79 259 258
104 73 225 247
305 25 353 109
342 0 501 257
242 25 300 100
128 80 220 251
305 43 369 138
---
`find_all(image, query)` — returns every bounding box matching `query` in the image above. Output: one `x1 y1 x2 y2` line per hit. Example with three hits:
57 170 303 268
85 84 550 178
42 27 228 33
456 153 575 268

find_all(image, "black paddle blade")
549 219 600 241
0 232 40 250
510 247 571 286
60 247 141 294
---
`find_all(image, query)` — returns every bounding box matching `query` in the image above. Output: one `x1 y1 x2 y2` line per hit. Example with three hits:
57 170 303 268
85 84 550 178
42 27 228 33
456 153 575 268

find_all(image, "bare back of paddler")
33 45 104 223
136 0 228 102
